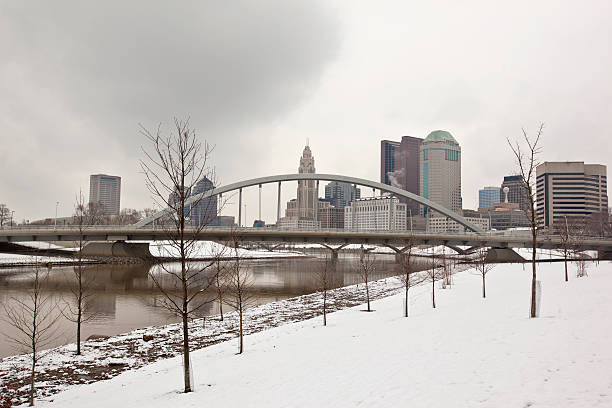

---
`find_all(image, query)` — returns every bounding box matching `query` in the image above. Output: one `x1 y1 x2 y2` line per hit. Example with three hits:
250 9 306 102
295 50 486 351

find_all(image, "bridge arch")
133 173 485 233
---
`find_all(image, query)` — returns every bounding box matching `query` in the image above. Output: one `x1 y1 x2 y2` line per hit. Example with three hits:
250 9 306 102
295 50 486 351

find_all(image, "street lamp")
10 210 14 227
55 201 59 230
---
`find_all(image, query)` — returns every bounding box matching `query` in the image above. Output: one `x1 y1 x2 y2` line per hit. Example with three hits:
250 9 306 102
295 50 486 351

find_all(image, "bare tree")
507 123 543 318
224 236 254 354
397 244 424 317
2 266 62 406
140 117 219 393
0 204 10 227
84 202 108 225
63 190 99 355
210 242 228 321
359 247 376 312
553 217 572 282
568 218 589 278
115 208 142 225
425 247 444 308
470 247 495 298
315 254 333 325
439 246 453 289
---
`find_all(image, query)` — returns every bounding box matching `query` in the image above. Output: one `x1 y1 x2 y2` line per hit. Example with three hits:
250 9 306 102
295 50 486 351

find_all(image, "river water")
0 254 401 358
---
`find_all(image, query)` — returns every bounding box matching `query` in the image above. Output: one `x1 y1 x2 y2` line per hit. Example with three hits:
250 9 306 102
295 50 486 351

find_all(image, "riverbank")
22 260 612 408
0 272 404 405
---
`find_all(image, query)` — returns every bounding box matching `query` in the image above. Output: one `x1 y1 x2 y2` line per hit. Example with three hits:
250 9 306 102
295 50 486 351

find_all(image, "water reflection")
0 255 400 358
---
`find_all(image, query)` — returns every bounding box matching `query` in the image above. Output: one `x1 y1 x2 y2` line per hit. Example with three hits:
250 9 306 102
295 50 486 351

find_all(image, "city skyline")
2 2 612 224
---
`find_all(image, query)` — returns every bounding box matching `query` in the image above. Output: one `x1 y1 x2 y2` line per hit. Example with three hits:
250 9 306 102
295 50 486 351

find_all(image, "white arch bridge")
134 173 485 233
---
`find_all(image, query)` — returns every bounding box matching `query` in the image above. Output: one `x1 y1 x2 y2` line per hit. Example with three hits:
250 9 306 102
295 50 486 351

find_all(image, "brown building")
380 136 422 214
318 202 344 229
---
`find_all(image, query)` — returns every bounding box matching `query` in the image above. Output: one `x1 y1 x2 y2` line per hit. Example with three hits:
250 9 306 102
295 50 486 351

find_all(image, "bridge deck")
1 227 611 251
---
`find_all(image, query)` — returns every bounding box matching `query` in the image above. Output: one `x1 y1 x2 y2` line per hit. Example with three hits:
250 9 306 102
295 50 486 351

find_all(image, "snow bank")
33 259 612 407
147 240 305 259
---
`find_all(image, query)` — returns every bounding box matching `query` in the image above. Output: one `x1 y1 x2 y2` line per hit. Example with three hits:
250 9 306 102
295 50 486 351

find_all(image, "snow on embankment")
148 240 305 259
37 260 612 407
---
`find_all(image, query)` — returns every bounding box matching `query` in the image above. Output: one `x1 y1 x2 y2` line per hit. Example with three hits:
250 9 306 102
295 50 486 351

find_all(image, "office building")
190 176 218 226
278 145 319 228
318 201 345 229
89 174 121 215
324 181 361 208
296 145 317 219
501 175 529 212
380 136 422 214
344 196 407 231
426 215 489 233
419 130 462 216
478 186 501 209
478 202 529 230
536 162 608 228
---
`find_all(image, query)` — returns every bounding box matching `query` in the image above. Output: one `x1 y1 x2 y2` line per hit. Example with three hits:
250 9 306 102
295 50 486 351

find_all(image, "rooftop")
423 130 458 144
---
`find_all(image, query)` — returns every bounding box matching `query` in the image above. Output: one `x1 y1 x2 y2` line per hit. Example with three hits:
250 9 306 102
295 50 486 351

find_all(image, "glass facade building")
479 187 501 209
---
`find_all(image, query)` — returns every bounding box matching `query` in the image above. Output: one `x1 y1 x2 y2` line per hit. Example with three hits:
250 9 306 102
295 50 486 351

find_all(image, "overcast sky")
1 0 611 224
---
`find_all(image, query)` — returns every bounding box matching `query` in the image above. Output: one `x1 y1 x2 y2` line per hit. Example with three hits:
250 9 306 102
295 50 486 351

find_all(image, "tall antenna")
306 137 309 147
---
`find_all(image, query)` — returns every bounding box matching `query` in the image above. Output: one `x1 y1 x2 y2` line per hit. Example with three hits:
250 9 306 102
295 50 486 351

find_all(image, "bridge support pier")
485 248 525 263
81 242 153 259
319 243 348 268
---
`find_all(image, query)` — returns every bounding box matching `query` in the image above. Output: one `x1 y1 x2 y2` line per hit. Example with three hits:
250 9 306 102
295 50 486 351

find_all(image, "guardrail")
1 225 612 242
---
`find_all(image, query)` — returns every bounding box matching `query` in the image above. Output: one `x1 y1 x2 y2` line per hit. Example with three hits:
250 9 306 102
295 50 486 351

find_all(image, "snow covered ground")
30 259 612 407
0 253 84 266
148 240 306 259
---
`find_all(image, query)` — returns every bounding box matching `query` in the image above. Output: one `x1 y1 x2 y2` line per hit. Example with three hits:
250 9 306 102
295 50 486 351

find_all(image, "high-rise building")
501 175 529 212
344 196 407 231
536 162 608 228
419 130 462 216
89 174 121 215
190 177 217 226
278 145 319 229
478 186 501 209
324 181 361 208
297 145 317 219
380 136 422 214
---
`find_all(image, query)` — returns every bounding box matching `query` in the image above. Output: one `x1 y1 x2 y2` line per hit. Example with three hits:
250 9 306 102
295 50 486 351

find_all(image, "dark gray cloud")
0 1 340 220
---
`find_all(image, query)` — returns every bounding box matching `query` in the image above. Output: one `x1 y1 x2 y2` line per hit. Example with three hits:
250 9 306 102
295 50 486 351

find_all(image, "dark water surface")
0 254 400 358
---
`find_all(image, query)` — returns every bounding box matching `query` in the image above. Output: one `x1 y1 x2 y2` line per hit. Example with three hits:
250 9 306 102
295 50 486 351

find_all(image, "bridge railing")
2 224 612 242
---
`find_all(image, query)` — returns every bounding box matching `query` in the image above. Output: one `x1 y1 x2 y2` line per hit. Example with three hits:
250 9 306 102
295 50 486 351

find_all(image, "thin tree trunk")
76 266 82 355
239 307 243 354
530 226 537 318
323 292 327 326
432 277 436 308
365 277 370 312
29 352 36 406
564 252 568 282
217 273 224 321
482 274 486 298
182 312 191 392
404 282 409 317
